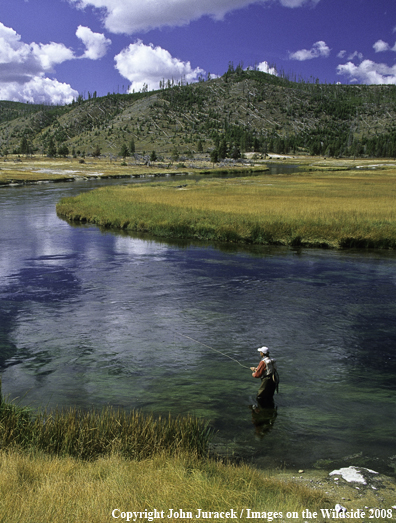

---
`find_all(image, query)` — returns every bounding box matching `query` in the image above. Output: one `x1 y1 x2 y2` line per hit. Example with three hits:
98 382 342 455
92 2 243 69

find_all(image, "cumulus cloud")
68 0 321 34
256 61 278 75
76 25 111 59
348 51 363 61
373 39 396 53
114 41 205 92
373 39 390 53
337 60 396 85
289 40 330 61
0 21 109 103
0 77 78 105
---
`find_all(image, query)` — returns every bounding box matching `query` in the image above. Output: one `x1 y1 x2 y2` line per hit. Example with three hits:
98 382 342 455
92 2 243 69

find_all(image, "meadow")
57 166 396 249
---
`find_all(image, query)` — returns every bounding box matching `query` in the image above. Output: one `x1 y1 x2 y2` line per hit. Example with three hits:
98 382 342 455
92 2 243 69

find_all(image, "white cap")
257 346 269 355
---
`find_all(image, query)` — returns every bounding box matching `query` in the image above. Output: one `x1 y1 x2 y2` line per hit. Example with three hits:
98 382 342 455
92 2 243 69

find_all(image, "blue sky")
1 0 396 104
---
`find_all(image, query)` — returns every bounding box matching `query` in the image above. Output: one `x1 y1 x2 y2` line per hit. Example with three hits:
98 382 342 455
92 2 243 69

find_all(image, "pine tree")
210 149 219 164
150 150 157 162
47 136 56 157
120 143 129 158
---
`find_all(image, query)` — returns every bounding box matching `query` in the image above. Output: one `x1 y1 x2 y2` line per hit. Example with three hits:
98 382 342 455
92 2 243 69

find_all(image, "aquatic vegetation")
57 169 396 249
0 384 212 460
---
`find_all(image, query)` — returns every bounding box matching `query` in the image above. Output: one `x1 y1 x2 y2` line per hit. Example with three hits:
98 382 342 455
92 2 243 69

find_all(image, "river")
0 174 395 475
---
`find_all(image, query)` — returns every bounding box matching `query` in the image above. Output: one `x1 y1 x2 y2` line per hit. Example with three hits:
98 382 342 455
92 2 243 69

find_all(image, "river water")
1 174 395 475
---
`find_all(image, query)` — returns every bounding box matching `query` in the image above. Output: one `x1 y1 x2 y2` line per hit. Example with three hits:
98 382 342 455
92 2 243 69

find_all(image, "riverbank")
2 388 395 522
1 450 395 522
0 155 269 186
57 166 396 250
0 390 326 521
2 154 396 187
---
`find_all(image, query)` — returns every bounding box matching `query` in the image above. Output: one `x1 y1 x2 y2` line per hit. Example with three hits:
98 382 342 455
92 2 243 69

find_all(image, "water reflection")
250 405 278 439
0 181 395 475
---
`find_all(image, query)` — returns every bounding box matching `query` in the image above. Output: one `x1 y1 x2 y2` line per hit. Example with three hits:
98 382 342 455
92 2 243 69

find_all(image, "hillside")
1 68 396 160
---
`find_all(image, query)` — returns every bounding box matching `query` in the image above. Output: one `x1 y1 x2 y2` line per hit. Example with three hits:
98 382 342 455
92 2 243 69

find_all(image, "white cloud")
256 61 278 75
0 21 109 103
289 40 330 61
337 50 346 59
76 25 111 59
373 39 390 53
337 59 396 85
68 0 321 34
114 41 205 92
31 42 75 70
0 77 78 104
347 50 363 61
373 39 396 53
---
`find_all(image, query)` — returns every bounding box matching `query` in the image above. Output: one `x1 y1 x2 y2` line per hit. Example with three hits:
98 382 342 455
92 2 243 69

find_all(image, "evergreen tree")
230 144 241 160
150 150 157 162
171 148 179 162
218 138 227 159
20 136 29 155
210 149 219 164
57 144 69 157
92 145 101 157
47 136 57 157
120 143 129 158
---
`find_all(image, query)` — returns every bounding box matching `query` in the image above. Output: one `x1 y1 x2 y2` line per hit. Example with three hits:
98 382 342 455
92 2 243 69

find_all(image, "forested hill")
2 67 396 159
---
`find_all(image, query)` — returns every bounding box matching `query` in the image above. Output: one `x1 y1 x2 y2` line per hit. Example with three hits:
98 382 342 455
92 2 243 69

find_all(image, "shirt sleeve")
253 360 266 378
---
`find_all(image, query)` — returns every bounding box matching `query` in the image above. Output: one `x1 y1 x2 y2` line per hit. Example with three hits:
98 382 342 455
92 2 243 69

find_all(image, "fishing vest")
261 356 276 378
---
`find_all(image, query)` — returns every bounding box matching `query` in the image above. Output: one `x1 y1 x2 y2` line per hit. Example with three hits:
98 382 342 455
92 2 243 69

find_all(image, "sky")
1 0 396 104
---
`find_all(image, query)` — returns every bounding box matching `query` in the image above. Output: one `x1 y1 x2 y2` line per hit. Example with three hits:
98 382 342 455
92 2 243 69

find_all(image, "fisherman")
250 346 278 408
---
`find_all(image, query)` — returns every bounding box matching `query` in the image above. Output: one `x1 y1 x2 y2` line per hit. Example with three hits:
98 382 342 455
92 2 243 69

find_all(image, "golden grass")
57 168 396 249
0 450 331 523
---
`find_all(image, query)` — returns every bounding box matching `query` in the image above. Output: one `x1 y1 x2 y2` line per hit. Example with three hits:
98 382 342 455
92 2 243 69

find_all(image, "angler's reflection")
249 402 277 439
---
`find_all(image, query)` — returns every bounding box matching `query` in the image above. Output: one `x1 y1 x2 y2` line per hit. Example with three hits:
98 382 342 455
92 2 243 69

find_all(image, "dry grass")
0 450 332 523
57 168 396 249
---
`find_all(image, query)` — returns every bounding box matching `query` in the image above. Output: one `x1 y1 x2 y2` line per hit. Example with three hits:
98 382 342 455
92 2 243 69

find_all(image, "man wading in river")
250 347 279 408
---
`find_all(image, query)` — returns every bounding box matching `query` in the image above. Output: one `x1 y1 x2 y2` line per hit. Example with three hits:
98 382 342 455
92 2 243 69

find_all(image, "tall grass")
0 382 211 460
56 170 396 249
0 450 334 523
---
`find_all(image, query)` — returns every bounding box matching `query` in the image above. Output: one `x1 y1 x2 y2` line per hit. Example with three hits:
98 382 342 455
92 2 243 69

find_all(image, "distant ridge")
1 68 396 159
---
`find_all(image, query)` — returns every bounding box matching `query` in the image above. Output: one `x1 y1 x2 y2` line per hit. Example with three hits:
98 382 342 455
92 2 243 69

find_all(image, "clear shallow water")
0 178 395 475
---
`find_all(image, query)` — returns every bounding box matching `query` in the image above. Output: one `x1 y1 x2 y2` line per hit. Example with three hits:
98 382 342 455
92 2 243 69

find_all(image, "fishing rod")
176 332 251 369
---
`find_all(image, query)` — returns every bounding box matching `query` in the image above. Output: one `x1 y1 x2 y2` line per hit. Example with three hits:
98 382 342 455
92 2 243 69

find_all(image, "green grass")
0 381 211 460
56 169 396 249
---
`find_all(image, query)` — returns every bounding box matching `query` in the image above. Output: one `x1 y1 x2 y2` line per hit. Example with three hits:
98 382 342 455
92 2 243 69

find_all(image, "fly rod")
176 332 250 369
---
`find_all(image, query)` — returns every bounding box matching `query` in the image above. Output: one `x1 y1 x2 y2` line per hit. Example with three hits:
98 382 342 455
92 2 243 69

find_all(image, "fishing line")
176 332 250 369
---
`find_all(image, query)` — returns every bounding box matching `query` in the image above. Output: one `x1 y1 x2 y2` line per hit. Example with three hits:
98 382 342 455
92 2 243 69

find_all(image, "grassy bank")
0 384 331 522
0 450 333 523
57 168 396 249
2 392 395 521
